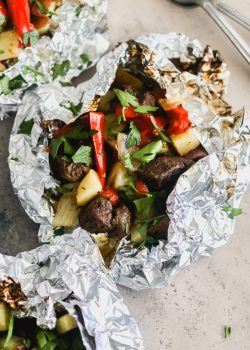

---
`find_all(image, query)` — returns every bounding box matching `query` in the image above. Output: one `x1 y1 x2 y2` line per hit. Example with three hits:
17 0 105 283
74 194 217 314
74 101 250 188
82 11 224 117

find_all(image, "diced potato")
32 15 51 35
130 224 147 246
0 30 21 62
94 233 119 266
114 66 143 91
0 302 10 331
52 192 79 227
158 97 184 111
171 128 200 156
76 169 102 207
106 162 131 189
56 314 77 335
98 91 116 113
0 336 24 350
104 113 124 149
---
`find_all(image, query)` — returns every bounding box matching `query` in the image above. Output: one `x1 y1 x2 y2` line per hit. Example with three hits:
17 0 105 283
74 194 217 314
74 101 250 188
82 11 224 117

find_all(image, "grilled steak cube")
148 216 170 240
52 156 90 183
79 195 113 233
111 204 132 239
136 155 193 191
184 146 207 162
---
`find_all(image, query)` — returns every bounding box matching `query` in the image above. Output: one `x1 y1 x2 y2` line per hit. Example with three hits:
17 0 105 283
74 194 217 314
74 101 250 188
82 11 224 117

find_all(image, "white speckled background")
107 1 250 349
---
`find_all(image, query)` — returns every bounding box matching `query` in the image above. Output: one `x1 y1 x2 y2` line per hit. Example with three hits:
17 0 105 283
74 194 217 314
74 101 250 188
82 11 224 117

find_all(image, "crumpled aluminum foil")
0 229 144 349
8 33 250 290
0 0 109 120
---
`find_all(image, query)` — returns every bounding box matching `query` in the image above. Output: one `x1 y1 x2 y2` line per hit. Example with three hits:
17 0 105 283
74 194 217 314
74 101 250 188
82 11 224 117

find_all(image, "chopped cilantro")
126 122 141 148
50 136 74 158
71 145 92 164
132 140 162 163
80 53 92 67
22 65 45 79
65 125 92 140
19 118 34 135
222 205 242 219
53 227 65 236
52 60 70 80
23 30 39 46
59 80 72 87
75 5 82 17
225 325 231 338
149 115 170 143
0 75 10 94
60 101 83 117
134 105 158 114
114 88 139 108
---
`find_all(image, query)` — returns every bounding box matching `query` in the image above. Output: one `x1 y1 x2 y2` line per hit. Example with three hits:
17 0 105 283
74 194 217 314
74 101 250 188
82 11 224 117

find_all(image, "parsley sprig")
126 122 141 149
222 205 242 219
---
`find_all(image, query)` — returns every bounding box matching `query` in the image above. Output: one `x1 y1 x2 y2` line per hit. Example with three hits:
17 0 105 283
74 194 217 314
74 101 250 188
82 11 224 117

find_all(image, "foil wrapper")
9 33 250 290
0 0 109 120
0 229 143 349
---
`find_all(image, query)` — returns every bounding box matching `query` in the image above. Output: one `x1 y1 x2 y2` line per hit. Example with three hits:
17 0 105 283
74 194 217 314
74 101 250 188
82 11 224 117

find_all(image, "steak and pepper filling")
42 67 207 261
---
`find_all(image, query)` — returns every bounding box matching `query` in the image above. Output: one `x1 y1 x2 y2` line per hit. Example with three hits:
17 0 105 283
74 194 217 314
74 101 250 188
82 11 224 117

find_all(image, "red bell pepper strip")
0 1 8 31
135 180 150 198
7 0 38 46
101 188 120 206
52 124 72 139
89 111 106 188
166 105 191 135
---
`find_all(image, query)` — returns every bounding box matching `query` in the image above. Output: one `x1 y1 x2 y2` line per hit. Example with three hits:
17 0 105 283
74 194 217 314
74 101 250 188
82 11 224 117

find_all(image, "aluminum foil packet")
0 0 109 120
0 229 143 349
8 33 250 290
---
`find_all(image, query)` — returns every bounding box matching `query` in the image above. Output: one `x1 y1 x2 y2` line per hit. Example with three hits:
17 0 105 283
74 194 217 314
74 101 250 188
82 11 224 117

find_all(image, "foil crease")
9 33 250 290
0 0 109 120
0 229 144 349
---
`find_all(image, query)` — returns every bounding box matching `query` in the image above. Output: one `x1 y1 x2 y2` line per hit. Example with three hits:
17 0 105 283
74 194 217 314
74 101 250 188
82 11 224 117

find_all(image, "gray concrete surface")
0 0 249 349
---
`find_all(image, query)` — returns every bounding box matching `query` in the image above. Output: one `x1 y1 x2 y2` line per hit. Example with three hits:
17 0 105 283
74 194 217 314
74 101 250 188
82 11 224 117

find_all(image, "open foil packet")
8 33 250 290
0 0 109 120
0 229 143 349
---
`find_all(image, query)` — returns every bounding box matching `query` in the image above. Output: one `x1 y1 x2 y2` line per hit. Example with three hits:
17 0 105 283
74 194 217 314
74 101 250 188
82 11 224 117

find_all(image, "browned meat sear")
148 216 170 240
136 155 193 191
111 204 132 239
53 156 90 182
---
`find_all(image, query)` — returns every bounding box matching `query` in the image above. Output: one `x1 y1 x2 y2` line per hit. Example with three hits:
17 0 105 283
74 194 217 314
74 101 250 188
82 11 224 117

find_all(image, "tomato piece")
101 188 120 206
115 104 141 119
135 180 150 198
166 105 191 135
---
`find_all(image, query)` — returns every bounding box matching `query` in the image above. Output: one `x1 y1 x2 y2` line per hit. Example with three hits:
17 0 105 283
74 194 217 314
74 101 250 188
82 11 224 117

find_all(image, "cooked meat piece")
148 216 170 240
40 119 65 133
184 146 207 162
53 156 90 182
141 91 156 106
136 155 193 191
79 195 113 233
111 204 132 239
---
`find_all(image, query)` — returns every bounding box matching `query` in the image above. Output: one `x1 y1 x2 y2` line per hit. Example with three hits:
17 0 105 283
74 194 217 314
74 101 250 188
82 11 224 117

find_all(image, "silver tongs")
172 0 250 65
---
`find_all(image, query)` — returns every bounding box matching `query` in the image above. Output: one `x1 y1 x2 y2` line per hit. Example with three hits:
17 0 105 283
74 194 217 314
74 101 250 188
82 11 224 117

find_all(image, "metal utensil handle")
214 0 250 31
201 0 250 65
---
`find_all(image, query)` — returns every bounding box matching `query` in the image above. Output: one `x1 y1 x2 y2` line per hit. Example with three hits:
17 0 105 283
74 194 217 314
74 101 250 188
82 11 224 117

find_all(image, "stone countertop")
0 0 250 349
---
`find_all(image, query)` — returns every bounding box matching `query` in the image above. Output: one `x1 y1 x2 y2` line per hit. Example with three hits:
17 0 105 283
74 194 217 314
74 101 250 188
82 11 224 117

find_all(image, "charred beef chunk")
53 156 90 182
141 91 156 106
184 146 207 162
136 155 194 191
111 204 132 239
79 195 113 233
148 216 170 240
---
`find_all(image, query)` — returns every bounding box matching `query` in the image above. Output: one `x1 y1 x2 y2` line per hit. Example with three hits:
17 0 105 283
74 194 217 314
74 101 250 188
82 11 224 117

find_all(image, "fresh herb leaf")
9 75 25 90
72 145 92 164
134 105 159 114
52 60 70 80
134 196 155 222
75 5 82 16
132 140 162 163
23 30 39 46
126 122 141 148
123 152 133 170
4 314 14 347
36 330 57 349
59 80 72 87
225 325 231 338
61 155 70 162
53 227 65 236
80 53 92 67
65 125 90 140
0 50 4 54
19 118 34 135
10 157 18 161
60 101 83 117
107 120 124 139
55 185 71 194
22 65 45 79
114 88 139 108
23 338 31 348
0 75 10 94
149 115 171 143
32 0 55 15
222 205 242 219
50 136 74 158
